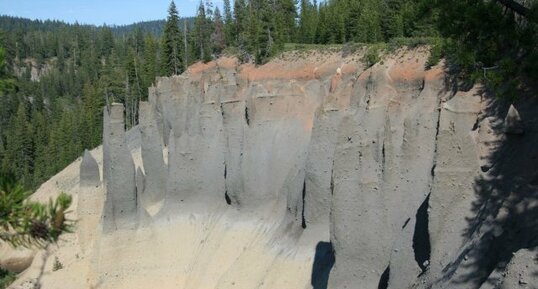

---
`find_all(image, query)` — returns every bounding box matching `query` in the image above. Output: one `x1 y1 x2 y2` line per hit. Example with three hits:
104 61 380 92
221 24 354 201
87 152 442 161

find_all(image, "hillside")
2 48 536 289
0 16 191 36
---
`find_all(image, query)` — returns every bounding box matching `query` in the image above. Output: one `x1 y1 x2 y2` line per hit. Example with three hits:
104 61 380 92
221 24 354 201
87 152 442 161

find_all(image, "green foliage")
161 1 183 75
0 174 73 248
0 14 163 187
283 43 343 53
212 7 226 56
356 0 383 43
234 0 249 50
435 0 538 97
388 36 438 49
275 0 298 44
221 45 241 57
253 0 275 64
193 1 212 63
52 257 63 271
0 47 5 78
298 0 318 44
0 268 16 289
223 0 234 46
1 102 34 187
362 43 386 67
426 38 444 68
142 34 159 88
0 47 16 94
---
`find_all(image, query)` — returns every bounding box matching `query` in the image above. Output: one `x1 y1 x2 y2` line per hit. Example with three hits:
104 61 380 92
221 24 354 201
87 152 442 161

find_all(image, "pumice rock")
78 149 103 251
138 101 166 208
102 103 137 232
80 149 100 187
504 104 524 134
12 51 538 289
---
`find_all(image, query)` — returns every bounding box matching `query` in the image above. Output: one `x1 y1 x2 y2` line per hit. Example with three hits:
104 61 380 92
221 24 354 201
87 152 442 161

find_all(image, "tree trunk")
496 0 530 17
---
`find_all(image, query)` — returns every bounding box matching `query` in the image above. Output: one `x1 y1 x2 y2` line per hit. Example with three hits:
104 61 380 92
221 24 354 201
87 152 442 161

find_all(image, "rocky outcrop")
427 88 482 280
498 248 538 289
80 150 100 187
138 101 166 211
328 56 445 289
504 104 524 135
78 150 102 251
0 245 36 273
91 49 538 289
102 103 137 232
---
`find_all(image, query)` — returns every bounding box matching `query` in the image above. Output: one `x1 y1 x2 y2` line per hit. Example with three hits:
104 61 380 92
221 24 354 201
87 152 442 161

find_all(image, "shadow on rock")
442 95 538 288
311 242 335 289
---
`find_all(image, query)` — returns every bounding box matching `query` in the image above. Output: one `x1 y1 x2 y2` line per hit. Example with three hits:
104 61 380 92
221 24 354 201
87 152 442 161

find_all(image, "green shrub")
0 268 16 289
426 38 444 68
0 174 73 248
53 257 63 271
388 37 438 51
362 43 386 67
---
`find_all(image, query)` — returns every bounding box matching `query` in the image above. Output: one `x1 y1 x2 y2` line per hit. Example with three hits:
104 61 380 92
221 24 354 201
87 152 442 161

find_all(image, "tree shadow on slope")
311 242 335 289
441 95 538 288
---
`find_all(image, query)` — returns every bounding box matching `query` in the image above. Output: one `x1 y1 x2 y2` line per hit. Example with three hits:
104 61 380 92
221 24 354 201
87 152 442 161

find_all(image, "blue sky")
0 0 222 26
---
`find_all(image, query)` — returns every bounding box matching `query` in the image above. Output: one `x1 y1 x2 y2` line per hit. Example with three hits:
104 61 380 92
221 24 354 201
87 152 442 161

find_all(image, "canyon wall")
9 48 537 289
96 48 537 289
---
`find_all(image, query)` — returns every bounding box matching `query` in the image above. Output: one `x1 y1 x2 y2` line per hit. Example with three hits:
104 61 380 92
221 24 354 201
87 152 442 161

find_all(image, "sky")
0 0 222 26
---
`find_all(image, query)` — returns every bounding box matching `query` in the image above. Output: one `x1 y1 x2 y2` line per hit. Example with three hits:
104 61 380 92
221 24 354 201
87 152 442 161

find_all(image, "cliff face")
8 48 538 289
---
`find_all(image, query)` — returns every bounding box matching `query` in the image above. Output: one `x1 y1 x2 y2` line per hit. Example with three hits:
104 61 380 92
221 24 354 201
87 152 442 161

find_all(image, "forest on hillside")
0 0 536 190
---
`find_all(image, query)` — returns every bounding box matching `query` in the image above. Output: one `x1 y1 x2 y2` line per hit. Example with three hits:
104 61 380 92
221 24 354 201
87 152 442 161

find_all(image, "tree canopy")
436 0 538 98
161 1 183 76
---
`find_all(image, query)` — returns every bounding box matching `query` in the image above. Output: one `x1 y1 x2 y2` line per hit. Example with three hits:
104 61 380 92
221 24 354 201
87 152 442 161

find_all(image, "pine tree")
80 81 103 150
327 1 346 43
316 3 329 44
382 0 405 40
223 0 234 46
142 34 158 89
160 1 183 76
346 0 362 42
0 46 6 79
275 0 297 44
212 7 226 55
100 50 124 104
234 0 249 52
132 27 145 54
0 46 16 94
256 0 274 63
50 109 81 173
246 0 262 60
99 26 115 57
3 102 34 187
356 0 383 43
194 1 212 62
299 0 318 44
31 110 49 186
123 47 144 128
